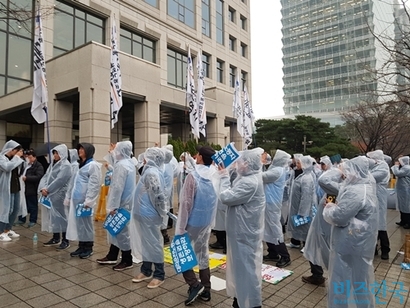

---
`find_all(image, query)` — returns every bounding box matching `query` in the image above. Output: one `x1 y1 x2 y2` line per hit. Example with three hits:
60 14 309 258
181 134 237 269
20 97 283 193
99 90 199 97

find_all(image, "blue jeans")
141 261 165 280
0 193 20 232
19 195 38 223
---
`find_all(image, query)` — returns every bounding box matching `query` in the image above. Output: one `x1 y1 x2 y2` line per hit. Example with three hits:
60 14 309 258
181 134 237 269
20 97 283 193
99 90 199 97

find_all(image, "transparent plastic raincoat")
66 144 101 242
262 149 291 244
288 155 317 241
367 150 390 230
175 164 218 269
131 147 167 263
323 156 378 308
162 149 174 229
177 152 196 200
64 149 80 203
0 140 23 224
39 144 72 233
304 168 343 270
104 141 136 251
391 156 410 214
219 148 265 308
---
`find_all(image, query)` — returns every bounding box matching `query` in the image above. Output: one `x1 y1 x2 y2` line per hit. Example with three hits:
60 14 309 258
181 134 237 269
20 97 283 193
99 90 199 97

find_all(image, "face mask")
25 158 30 164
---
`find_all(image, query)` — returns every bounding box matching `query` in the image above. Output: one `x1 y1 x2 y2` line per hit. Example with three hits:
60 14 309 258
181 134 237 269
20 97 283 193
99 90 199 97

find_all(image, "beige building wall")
0 0 251 158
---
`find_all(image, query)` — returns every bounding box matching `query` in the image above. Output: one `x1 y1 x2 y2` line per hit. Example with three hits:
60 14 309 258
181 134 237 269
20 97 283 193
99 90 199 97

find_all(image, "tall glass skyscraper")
281 0 395 125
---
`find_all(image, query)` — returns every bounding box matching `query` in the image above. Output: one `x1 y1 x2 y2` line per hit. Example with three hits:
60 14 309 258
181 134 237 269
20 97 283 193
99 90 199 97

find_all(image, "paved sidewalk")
0 209 409 308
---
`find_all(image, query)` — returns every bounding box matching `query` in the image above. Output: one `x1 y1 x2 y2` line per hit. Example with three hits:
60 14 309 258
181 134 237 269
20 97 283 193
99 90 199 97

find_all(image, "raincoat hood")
320 155 332 169
367 150 384 162
341 156 371 185
52 144 68 161
144 147 165 169
300 155 313 171
399 156 409 166
236 148 264 176
271 149 291 168
293 153 303 161
384 155 392 165
68 149 79 163
114 141 133 160
1 140 21 155
162 148 173 164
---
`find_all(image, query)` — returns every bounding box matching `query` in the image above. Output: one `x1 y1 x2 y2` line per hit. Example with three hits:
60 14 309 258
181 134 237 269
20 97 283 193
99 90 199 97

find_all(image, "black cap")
196 145 216 166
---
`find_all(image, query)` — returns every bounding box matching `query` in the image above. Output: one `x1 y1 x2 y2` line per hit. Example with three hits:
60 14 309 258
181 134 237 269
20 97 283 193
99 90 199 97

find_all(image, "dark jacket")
25 160 44 196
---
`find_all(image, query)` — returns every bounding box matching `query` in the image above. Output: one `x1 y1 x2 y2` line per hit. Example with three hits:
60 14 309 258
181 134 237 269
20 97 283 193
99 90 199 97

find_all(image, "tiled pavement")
0 209 409 308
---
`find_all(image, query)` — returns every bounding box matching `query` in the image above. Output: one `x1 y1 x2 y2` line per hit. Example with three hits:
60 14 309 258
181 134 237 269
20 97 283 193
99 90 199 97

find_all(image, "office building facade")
281 0 395 125
0 0 251 156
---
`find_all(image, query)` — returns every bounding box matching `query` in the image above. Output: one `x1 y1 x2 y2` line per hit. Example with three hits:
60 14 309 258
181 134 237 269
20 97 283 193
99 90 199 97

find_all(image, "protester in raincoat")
161 148 174 243
130 147 167 288
0 140 24 242
39 144 72 248
262 149 292 268
66 144 101 257
287 155 317 246
367 150 390 259
175 145 218 305
303 158 343 286
177 152 196 200
323 156 378 308
163 144 179 229
391 156 410 228
97 141 136 270
220 148 265 308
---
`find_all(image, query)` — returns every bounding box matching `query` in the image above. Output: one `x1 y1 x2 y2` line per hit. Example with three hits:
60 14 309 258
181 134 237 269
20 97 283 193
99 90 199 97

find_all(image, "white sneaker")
8 230 20 238
0 233 12 242
286 242 301 249
300 247 305 253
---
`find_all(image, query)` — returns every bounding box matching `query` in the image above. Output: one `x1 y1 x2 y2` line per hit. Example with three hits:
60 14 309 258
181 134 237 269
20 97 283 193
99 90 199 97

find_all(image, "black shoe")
96 257 118 264
43 238 61 247
232 297 240 308
199 290 211 301
113 262 133 271
381 252 389 260
70 247 84 257
276 257 291 268
209 242 224 249
396 221 405 226
403 224 410 229
302 275 326 287
223 248 227 254
263 254 280 262
375 247 378 256
185 284 204 306
79 250 93 259
56 240 70 251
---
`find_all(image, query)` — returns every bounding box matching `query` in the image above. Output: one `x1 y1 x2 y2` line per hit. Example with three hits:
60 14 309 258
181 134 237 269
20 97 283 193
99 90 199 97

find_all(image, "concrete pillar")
206 116 226 147
78 87 111 161
47 99 73 146
134 100 160 154
0 120 6 146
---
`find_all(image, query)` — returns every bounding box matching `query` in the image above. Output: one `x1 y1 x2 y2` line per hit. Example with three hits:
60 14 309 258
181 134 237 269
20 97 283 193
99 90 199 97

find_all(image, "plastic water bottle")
33 233 38 245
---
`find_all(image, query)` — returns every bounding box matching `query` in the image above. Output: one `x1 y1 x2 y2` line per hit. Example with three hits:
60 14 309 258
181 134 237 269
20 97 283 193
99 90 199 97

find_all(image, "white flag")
197 49 207 137
32 7 48 124
110 19 123 129
242 86 253 148
187 47 199 138
232 74 243 137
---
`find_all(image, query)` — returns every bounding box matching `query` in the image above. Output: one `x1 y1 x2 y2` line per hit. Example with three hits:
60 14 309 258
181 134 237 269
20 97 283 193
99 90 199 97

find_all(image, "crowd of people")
0 138 404 307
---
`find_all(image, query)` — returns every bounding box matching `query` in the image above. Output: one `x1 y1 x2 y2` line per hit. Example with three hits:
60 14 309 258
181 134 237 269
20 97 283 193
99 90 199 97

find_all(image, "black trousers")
267 242 290 258
377 230 390 253
215 230 226 248
79 241 94 250
309 261 323 278
106 244 132 265
291 238 305 246
400 212 410 225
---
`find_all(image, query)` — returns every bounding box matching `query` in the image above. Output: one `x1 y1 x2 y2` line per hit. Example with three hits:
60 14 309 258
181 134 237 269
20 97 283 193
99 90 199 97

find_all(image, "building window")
202 53 210 78
168 0 195 29
217 59 224 83
241 0 246 4
120 28 156 63
0 0 34 96
230 65 236 88
202 0 210 37
167 48 187 89
241 71 247 89
216 0 224 45
228 6 236 23
54 0 105 56
229 36 236 52
144 0 157 7
240 42 247 57
240 15 247 30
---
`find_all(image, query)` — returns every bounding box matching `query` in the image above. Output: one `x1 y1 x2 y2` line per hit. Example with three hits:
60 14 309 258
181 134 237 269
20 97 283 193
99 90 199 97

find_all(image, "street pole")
303 135 306 154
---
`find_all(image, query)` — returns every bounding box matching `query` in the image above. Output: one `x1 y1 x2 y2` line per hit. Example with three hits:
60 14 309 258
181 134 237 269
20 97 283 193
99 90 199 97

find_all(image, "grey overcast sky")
250 1 285 119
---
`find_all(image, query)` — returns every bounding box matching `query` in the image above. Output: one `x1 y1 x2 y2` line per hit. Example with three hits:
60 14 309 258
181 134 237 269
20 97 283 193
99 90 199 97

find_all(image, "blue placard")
76 203 93 217
211 143 240 168
39 196 52 209
170 233 198 274
103 208 131 236
291 215 312 227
